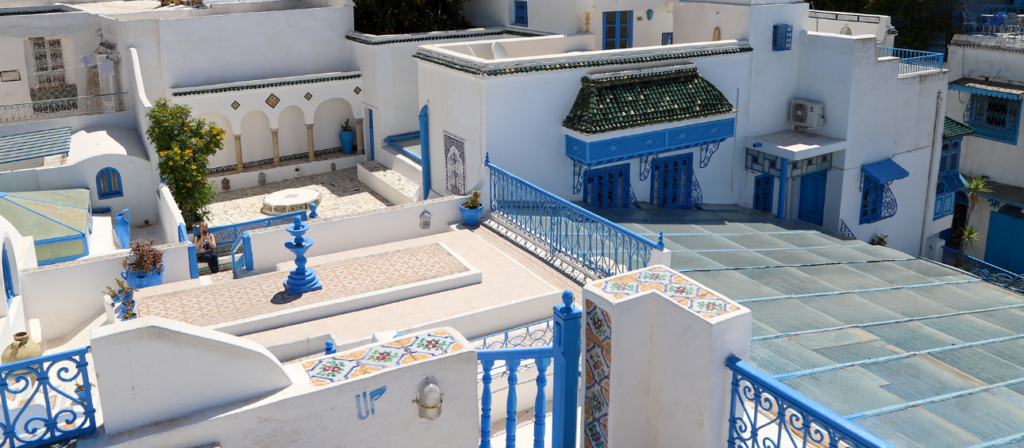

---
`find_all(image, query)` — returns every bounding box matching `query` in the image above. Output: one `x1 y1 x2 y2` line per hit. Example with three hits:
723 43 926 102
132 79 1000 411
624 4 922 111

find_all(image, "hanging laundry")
80 53 94 66
98 61 115 77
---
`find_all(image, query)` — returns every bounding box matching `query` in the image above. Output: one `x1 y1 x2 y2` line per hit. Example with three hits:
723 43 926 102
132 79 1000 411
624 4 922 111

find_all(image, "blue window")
2 245 12 307
96 167 122 199
513 1 528 26
860 176 883 224
934 138 966 220
966 95 1020 145
661 33 673 45
603 11 632 50
772 24 793 51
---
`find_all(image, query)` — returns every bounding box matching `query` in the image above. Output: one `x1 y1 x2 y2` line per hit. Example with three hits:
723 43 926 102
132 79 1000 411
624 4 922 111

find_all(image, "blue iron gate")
798 171 827 226
753 174 772 213
651 152 698 209
584 163 632 209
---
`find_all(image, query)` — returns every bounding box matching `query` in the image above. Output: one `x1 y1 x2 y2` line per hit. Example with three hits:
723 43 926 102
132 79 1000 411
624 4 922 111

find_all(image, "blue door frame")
651 152 694 209
798 171 827 226
2 245 12 307
753 174 773 213
368 109 375 161
584 163 632 209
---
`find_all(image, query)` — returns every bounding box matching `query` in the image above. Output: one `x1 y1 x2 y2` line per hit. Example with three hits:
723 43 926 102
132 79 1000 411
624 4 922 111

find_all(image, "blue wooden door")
798 171 827 226
584 163 631 209
603 11 632 50
2 245 12 307
984 210 1024 274
650 153 694 209
753 174 773 213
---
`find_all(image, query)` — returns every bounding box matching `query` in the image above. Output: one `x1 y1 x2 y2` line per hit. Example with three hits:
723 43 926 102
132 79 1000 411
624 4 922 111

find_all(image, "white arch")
312 98 354 151
240 110 273 164
196 112 237 170
278 106 307 158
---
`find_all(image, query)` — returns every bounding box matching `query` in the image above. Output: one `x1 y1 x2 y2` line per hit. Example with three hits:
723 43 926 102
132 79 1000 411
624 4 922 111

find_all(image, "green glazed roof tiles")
943 116 976 139
562 66 734 135
172 75 361 97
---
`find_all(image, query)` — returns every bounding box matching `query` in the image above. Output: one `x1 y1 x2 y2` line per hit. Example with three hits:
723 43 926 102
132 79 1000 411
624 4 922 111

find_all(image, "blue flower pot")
122 264 164 289
76 389 90 403
340 130 356 154
460 205 483 226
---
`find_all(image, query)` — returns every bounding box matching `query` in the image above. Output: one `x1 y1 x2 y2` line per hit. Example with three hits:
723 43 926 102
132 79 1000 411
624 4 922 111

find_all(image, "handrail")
476 346 554 360
230 232 253 272
198 211 307 248
876 47 943 78
487 158 658 249
0 92 129 124
727 356 896 448
0 346 97 447
942 246 1023 293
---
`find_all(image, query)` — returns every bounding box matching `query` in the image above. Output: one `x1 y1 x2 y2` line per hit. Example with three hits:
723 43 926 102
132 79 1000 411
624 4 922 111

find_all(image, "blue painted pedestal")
283 216 322 294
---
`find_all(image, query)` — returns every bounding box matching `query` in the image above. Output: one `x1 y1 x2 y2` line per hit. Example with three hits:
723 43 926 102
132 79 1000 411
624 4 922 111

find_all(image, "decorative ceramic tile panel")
303 331 463 386
584 299 612 448
230 101 240 110
265 93 280 108
593 267 741 320
304 92 312 101
353 86 362 95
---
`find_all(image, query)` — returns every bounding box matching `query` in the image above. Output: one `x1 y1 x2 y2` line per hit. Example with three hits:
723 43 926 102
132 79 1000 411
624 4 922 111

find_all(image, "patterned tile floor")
206 168 390 227
136 244 467 327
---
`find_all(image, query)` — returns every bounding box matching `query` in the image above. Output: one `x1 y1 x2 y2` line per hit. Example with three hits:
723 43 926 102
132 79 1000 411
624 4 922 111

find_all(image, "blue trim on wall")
96 167 123 199
383 131 422 164
777 157 789 219
368 109 375 161
566 118 735 167
188 243 199 279
419 105 431 201
2 245 13 307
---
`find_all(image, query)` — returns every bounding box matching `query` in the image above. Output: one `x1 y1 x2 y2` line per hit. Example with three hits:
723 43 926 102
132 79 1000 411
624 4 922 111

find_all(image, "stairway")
357 160 421 204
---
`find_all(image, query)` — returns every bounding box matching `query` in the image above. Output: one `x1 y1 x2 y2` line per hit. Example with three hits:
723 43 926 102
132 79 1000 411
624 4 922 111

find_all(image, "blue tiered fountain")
283 215 322 294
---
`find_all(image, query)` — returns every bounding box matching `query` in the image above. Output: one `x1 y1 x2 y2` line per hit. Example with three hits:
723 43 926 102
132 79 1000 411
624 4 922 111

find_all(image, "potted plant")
869 234 888 247
121 239 164 289
339 119 355 155
74 383 93 403
460 190 483 226
103 278 135 306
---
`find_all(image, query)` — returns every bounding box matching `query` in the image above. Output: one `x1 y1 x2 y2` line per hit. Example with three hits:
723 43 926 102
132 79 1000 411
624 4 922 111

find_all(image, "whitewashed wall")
87 323 478 448
18 241 193 343
246 196 464 273
156 184 186 244
0 10 101 105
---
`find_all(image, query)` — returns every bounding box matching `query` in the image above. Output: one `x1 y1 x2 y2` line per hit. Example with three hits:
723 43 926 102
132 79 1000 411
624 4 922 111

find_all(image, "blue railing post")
552 290 581 448
506 358 521 448
534 357 550 448
242 232 253 272
419 105 431 201
481 359 495 448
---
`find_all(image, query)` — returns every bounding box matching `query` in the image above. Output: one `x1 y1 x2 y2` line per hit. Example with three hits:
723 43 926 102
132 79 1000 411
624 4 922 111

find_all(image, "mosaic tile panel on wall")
304 330 462 386
595 267 740 320
584 299 612 448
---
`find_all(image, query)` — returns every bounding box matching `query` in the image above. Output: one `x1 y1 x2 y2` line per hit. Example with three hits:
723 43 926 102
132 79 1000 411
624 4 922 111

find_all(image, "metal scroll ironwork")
699 141 721 168
840 220 857 240
0 92 129 125
942 247 1024 293
573 160 588 195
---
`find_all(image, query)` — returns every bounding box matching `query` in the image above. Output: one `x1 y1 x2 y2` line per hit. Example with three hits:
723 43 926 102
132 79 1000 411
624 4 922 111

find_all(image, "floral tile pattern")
303 330 463 386
584 299 612 448
593 266 741 320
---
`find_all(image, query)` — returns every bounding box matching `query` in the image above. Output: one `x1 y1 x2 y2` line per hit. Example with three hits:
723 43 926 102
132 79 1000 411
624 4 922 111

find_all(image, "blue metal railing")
942 246 1023 293
231 232 254 272
0 347 97 448
959 4 1024 36
877 47 944 77
194 211 307 249
486 156 662 277
727 356 895 448
477 291 581 448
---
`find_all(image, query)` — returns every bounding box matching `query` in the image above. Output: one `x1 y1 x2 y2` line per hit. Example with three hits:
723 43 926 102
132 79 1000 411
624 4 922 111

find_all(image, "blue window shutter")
96 167 123 199
662 33 673 45
984 211 1013 270
513 1 528 26
772 24 793 51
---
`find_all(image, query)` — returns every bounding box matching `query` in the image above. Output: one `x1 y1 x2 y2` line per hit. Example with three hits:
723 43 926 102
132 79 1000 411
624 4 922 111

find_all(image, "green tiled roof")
562 66 734 135
172 74 361 97
943 116 975 139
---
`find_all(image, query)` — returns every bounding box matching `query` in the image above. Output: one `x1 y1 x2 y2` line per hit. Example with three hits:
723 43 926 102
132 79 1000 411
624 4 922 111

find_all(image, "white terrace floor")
206 168 390 227
132 226 581 356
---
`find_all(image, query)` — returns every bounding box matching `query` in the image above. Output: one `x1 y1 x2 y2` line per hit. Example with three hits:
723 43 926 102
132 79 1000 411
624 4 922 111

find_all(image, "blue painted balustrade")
477 291 581 448
727 356 895 448
0 347 97 448
230 231 254 272
942 246 1024 293
193 211 307 249
487 157 662 277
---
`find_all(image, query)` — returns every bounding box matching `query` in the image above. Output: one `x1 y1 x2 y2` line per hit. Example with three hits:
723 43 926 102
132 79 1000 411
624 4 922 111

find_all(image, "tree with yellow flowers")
146 98 224 227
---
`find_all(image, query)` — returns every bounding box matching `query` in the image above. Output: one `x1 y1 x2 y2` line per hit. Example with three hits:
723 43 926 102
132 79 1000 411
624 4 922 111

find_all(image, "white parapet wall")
18 241 195 343
245 195 465 273
86 323 479 448
156 184 186 244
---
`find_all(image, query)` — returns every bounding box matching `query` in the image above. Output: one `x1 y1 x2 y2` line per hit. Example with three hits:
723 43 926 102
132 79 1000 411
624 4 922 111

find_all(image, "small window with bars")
772 24 793 51
966 95 1021 145
662 33 673 45
513 1 528 26
29 37 67 88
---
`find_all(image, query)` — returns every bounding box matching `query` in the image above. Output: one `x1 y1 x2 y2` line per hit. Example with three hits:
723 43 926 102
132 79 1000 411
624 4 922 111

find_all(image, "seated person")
193 222 219 274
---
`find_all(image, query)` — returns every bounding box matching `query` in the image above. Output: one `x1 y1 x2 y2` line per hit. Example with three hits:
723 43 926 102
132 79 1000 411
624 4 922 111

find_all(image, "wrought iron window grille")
964 94 1021 145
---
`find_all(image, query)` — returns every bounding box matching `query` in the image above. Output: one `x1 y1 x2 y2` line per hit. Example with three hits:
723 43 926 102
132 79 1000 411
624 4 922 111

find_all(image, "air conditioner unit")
790 99 825 129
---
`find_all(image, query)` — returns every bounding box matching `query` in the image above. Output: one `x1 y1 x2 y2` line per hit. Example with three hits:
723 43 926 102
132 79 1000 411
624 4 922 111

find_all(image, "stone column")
271 128 280 167
233 134 243 173
355 118 364 154
582 265 751 448
306 124 315 160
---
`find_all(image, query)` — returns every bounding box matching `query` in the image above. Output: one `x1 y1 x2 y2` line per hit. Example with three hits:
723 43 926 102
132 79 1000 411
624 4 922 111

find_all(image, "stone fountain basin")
261 188 322 216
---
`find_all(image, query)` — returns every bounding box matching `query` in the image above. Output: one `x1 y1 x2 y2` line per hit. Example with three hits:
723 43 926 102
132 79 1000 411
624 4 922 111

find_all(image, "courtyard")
205 168 390 227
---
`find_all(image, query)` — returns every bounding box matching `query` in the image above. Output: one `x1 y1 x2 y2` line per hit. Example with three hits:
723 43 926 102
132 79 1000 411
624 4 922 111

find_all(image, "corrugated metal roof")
0 127 71 165
594 205 1024 448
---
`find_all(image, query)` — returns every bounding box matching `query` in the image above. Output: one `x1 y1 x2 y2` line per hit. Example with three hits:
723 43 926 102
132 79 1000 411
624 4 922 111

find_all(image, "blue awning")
0 127 71 165
861 158 909 184
949 77 1024 101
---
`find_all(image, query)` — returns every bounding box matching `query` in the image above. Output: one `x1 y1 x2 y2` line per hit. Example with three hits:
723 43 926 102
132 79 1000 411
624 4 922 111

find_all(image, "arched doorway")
312 98 354 153
278 106 307 160
241 111 273 166
196 113 236 171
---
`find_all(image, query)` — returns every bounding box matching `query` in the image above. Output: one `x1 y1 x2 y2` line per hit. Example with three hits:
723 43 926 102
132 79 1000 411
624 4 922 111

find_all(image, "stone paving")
206 168 390 227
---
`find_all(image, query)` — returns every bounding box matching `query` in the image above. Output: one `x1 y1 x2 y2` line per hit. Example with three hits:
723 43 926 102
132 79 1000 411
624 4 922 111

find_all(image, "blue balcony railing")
0 347 97 448
959 4 1024 36
477 291 581 448
877 47 944 77
942 246 1024 293
194 211 307 249
486 155 662 278
727 356 895 448
230 231 253 272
